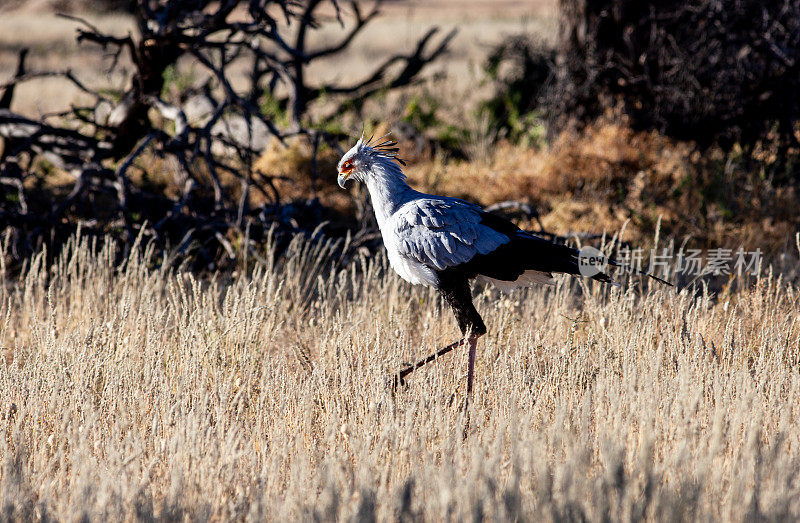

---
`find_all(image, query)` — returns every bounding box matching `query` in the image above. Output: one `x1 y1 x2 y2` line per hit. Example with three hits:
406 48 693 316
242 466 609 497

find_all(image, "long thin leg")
466 335 478 396
393 333 482 390
462 334 481 439
393 337 468 389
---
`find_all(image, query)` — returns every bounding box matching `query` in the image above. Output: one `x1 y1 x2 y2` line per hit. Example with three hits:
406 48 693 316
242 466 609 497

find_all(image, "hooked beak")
337 169 353 189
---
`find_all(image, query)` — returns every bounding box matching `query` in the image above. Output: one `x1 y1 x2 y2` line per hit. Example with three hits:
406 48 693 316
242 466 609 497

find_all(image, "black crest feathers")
364 132 407 166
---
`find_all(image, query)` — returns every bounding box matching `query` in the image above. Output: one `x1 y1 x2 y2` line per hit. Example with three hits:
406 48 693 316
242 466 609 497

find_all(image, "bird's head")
337 133 406 189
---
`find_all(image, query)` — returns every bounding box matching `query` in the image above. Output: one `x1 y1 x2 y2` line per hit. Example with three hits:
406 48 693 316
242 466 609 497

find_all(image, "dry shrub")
404 143 544 203
1 232 799 519
400 120 798 252
251 138 356 223
552 0 800 171
536 120 689 196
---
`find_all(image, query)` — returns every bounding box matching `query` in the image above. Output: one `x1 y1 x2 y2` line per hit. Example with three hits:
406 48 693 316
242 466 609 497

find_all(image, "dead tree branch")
0 0 453 270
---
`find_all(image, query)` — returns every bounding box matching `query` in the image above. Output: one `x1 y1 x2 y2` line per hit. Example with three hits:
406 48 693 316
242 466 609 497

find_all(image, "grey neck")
363 159 416 228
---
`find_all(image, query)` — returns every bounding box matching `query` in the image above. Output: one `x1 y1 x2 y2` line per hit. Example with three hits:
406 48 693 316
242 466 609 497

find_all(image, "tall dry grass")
1 232 800 520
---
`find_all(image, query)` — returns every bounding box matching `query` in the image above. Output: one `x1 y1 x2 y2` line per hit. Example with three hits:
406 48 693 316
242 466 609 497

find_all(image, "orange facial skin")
339 159 355 176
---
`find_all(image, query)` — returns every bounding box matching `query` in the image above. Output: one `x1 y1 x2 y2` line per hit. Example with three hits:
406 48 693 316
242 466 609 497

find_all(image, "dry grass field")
1 233 800 520
3 2 800 520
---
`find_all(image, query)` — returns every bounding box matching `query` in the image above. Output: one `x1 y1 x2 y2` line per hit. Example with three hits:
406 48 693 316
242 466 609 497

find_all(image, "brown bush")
551 0 800 178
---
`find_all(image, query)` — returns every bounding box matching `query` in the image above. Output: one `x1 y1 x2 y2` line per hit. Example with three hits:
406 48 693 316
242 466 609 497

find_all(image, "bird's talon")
389 372 408 392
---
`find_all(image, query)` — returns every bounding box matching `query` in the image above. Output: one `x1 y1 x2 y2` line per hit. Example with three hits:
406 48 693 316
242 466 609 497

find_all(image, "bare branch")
2 0 455 269
323 27 456 96
306 1 381 60
0 48 27 110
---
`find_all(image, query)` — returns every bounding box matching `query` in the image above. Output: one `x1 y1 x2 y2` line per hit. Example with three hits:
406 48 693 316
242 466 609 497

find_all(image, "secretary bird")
337 133 669 396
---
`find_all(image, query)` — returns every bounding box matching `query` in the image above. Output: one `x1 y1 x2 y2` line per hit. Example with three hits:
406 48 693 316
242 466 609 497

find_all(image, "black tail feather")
468 210 673 287
608 259 673 286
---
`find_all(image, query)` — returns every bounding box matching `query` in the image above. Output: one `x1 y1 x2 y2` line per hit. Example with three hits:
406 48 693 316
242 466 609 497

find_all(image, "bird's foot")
389 363 413 393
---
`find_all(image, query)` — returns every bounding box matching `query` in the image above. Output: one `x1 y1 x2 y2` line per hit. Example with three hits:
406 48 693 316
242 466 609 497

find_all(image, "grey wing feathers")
393 198 509 270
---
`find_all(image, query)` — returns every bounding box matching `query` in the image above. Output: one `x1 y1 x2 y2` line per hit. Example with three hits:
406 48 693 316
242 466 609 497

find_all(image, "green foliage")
97 88 124 103
435 125 464 155
401 94 472 159
161 65 194 97
259 92 289 128
402 94 440 130
478 35 553 148
315 120 348 138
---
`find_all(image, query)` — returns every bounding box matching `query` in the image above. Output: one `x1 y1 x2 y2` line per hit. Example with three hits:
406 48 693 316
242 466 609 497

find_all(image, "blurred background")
1 0 798 272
